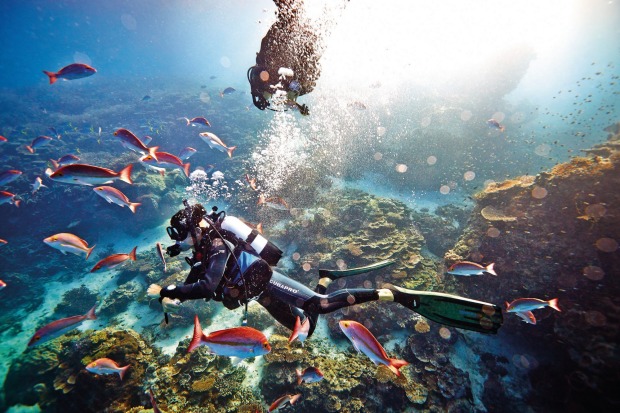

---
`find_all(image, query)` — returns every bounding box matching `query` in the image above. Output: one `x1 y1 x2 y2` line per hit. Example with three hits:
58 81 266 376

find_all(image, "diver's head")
167 202 207 242
248 66 271 110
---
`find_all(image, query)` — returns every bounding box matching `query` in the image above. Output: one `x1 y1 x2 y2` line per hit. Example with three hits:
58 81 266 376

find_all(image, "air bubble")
377 126 386 136
492 111 506 122
374 152 383 160
302 262 312 271
596 237 618 252
439 185 450 194
220 56 231 68
531 186 548 199
292 252 301 261
487 227 500 238
535 144 551 156
464 171 476 181
460 110 472 121
396 164 408 173
583 265 604 280
427 156 437 165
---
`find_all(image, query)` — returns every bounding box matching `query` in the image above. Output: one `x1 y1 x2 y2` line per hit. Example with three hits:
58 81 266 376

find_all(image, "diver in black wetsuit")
247 0 324 116
149 201 503 337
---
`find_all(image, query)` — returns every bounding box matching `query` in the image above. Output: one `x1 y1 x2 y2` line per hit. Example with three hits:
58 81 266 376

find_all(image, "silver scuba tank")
220 216 283 266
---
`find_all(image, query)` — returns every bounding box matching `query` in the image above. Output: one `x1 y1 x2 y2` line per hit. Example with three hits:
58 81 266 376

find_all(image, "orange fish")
26 135 53 153
257 195 289 211
0 279 6 290
339 320 408 376
49 163 133 186
188 315 271 359
44 232 95 259
0 191 20 207
93 186 141 213
198 132 236 158
43 63 96 84
505 298 561 313
288 316 310 346
269 394 301 412
245 174 258 191
90 246 137 272
86 358 130 380
28 304 96 346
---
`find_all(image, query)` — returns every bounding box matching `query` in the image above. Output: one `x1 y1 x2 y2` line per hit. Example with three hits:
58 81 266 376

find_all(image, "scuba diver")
148 201 503 337
247 0 324 116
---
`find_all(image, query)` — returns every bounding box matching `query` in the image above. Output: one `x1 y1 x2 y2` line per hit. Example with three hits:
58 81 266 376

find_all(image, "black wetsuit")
160 223 379 338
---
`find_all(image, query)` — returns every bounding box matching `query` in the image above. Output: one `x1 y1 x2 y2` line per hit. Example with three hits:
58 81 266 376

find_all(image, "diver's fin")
390 286 503 334
319 259 396 280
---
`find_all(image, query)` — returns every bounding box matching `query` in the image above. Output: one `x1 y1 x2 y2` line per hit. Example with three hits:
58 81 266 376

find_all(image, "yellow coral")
480 206 517 222
414 319 431 333
191 376 216 392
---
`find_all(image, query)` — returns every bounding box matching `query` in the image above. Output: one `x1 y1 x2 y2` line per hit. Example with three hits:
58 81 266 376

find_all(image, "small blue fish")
296 366 324 385
486 119 505 132
178 147 197 160
447 261 497 277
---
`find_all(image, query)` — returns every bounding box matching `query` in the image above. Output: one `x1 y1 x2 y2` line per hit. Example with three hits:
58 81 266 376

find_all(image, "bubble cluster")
427 155 437 165
185 169 232 202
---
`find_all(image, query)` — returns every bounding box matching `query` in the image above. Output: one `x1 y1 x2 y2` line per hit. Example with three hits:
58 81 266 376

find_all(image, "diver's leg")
267 271 379 315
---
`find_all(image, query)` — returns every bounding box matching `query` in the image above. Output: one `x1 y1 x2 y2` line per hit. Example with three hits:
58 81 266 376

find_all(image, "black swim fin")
319 259 396 280
390 286 503 334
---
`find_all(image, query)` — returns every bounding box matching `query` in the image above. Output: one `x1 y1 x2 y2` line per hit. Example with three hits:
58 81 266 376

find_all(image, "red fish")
26 135 53 154
43 63 96 84
184 116 211 127
156 242 167 272
269 394 301 412
288 315 310 346
339 320 409 376
49 163 133 186
149 389 162 413
0 135 7 143
0 170 23 185
188 315 271 359
140 151 190 177
245 174 258 191
296 366 324 384
44 232 95 259
28 304 97 346
93 186 141 213
86 358 130 380
447 261 496 276
0 191 20 207
486 118 505 132
198 132 236 158
113 128 159 161
0 239 8 246
257 195 289 211
50 154 80 170
505 298 561 313
0 279 6 290
514 310 537 324
90 246 137 272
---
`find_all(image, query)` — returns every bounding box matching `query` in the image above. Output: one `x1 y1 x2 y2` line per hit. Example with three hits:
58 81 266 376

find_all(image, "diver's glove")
160 297 182 313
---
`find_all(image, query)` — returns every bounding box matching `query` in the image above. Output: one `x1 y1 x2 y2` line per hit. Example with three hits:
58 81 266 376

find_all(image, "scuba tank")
220 216 283 266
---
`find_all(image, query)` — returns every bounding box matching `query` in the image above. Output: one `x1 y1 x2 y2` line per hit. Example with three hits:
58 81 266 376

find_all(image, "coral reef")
444 124 620 411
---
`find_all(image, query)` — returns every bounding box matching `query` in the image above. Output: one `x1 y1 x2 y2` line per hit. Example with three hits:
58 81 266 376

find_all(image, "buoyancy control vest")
202 215 283 309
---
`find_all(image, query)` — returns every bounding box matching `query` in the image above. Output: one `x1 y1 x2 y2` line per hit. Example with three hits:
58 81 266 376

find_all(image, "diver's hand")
147 284 162 298
161 297 182 313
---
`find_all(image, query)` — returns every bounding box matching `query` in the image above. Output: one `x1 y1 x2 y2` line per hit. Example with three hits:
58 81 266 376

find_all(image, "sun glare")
318 0 578 89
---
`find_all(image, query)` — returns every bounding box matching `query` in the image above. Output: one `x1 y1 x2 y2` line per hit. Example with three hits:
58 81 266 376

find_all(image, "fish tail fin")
50 159 59 170
13 199 21 208
45 168 54 177
296 368 303 385
184 117 190 126
257 194 265 206
129 246 138 261
158 169 165 177
129 202 141 214
148 146 159 162
118 365 130 381
505 301 511 311
227 146 237 158
188 315 206 353
86 245 96 260
548 298 561 312
85 304 97 320
500 126 506 132
486 263 497 276
288 316 301 344
183 163 190 178
387 358 409 376
119 164 133 185
26 145 34 154
43 70 57 84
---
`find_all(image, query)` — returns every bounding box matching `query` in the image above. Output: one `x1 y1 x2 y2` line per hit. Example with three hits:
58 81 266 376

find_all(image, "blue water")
1 0 619 412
